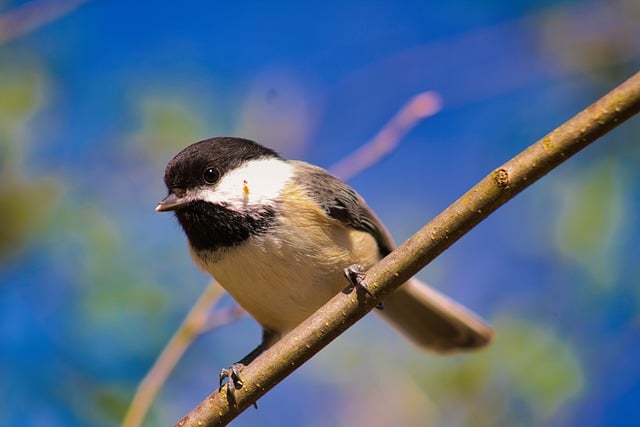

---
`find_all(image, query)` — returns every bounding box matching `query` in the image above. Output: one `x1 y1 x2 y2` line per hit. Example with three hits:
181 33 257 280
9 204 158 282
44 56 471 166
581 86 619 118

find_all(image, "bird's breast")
191 192 380 333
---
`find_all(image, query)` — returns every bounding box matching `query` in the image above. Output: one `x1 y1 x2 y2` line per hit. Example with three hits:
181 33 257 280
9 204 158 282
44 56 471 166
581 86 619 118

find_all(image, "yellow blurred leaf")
0 176 59 258
130 96 206 160
495 317 584 420
0 62 45 123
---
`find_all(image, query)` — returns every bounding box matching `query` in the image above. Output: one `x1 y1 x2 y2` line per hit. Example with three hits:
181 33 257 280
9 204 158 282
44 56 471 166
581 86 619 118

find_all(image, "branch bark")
177 71 640 426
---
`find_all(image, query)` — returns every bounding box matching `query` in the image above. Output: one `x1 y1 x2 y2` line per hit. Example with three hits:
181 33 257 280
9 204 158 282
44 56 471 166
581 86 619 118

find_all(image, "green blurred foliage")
415 316 583 426
131 96 206 160
60 374 132 427
51 202 168 322
0 176 59 257
0 61 44 127
494 317 583 419
0 57 60 259
0 55 202 422
554 159 626 287
310 315 583 427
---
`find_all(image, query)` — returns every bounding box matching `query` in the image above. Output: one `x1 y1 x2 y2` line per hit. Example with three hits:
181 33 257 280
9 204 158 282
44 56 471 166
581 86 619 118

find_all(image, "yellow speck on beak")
243 180 250 195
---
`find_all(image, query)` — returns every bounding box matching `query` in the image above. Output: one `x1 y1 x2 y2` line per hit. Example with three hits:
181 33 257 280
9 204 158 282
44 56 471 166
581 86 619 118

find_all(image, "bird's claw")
343 264 384 310
219 363 247 406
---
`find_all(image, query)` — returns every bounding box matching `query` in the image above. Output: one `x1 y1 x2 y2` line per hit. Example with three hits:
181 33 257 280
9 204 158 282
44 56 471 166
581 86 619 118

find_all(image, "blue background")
1 0 640 426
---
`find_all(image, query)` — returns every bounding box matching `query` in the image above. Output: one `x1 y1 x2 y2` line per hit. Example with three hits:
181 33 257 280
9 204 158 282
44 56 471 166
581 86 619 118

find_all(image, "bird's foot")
219 363 247 406
343 264 384 310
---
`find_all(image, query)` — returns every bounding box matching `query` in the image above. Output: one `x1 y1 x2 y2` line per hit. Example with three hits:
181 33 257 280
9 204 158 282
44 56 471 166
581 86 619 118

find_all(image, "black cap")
163 137 281 191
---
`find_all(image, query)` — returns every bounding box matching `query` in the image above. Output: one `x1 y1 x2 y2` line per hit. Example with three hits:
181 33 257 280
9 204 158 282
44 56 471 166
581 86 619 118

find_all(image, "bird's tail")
378 278 493 352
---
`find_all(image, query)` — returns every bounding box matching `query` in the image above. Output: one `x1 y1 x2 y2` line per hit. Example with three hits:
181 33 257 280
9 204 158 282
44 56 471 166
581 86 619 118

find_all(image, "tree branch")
0 0 89 45
176 70 640 427
329 91 442 181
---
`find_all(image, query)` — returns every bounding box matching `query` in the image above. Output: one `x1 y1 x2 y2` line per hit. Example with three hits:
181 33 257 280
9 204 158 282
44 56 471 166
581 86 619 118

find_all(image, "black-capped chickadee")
157 137 492 387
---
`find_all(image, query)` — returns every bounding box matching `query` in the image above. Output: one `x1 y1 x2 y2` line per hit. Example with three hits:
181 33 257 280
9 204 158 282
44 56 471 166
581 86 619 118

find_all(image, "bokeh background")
2 0 640 426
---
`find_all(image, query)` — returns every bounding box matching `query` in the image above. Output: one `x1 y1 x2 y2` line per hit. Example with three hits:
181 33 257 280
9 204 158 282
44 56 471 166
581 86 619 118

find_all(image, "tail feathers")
378 278 493 352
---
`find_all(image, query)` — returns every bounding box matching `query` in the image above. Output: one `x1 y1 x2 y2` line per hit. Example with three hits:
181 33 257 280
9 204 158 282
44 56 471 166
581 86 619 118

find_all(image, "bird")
156 136 493 392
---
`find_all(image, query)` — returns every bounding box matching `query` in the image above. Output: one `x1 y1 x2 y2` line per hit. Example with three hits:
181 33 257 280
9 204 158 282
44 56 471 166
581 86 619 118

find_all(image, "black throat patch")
174 201 277 252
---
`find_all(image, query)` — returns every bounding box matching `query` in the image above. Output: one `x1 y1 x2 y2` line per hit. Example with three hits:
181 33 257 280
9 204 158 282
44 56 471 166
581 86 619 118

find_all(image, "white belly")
192 222 380 333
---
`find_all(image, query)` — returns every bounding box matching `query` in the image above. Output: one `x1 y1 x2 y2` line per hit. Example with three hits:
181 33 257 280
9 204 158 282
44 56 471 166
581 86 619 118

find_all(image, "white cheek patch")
196 157 294 210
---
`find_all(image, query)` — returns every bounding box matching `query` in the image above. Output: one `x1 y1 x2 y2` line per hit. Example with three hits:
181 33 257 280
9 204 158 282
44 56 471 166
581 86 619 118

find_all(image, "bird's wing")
289 160 493 352
290 160 395 257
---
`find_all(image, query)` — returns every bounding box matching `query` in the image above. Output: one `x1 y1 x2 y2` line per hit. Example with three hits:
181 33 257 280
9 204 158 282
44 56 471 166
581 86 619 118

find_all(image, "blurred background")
1 0 639 426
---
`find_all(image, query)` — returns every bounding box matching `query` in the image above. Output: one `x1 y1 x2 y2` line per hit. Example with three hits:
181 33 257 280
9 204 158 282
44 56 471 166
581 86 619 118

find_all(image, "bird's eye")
203 167 220 184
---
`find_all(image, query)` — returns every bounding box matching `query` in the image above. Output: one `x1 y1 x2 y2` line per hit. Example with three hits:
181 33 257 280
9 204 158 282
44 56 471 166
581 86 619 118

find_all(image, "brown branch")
176 70 640 426
121 282 239 427
0 0 89 45
329 91 442 181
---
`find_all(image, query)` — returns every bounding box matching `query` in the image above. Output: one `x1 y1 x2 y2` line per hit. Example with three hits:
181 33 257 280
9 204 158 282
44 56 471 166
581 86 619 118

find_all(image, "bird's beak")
155 191 189 212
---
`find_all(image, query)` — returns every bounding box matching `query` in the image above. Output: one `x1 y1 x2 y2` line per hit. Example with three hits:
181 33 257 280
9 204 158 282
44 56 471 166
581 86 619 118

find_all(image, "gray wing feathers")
291 161 395 256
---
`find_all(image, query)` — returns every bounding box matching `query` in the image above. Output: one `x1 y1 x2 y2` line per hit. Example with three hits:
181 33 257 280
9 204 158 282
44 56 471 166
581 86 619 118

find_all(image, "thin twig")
329 91 442 181
121 281 227 427
0 0 89 45
176 71 640 426
201 305 246 332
